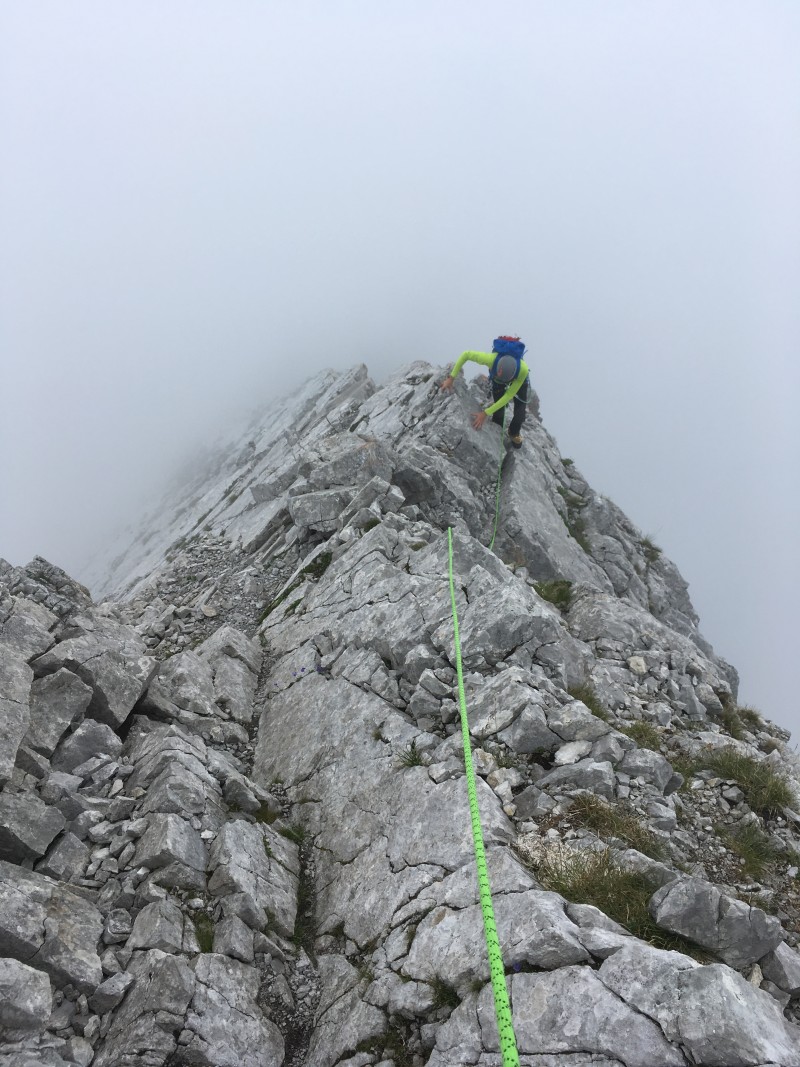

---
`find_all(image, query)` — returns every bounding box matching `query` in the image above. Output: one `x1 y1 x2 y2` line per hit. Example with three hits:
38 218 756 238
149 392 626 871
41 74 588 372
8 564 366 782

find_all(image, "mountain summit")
2 362 799 1066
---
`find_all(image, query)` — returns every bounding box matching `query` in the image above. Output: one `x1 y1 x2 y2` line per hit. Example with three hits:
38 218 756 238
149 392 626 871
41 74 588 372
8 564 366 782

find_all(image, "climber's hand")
472 411 487 430
440 376 455 391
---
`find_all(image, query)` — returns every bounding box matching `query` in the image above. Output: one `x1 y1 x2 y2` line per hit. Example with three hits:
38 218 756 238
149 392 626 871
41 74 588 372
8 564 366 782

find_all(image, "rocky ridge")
1 361 800 1066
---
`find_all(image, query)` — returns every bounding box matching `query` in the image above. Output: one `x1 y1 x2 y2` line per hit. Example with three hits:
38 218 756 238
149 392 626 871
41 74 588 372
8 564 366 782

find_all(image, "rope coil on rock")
447 526 520 1067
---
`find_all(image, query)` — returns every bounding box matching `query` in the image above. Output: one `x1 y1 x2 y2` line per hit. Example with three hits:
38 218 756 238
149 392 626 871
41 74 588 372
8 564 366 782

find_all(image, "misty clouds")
1 2 798 733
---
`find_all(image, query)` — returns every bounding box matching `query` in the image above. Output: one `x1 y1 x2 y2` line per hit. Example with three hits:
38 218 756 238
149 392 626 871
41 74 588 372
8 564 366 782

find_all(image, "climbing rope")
447 527 520 1066
488 409 507 552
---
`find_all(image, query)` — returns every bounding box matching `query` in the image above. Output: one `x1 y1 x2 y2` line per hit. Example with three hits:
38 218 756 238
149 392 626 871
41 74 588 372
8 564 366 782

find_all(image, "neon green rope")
447 527 520 1066
488 409 506 552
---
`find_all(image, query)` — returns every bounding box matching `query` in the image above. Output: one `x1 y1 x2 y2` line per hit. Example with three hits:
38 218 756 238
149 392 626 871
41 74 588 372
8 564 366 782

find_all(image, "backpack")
490 336 526 382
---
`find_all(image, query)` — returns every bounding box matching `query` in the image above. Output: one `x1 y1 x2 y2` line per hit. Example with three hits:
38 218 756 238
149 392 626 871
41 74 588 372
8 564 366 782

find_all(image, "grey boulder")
50 718 122 773
24 668 93 756
0 958 52 1034
649 876 783 968
761 940 800 997
0 791 65 863
183 953 284 1067
536 758 616 800
0 594 56 662
0 653 33 786
0 860 103 993
32 615 155 728
599 923 800 1066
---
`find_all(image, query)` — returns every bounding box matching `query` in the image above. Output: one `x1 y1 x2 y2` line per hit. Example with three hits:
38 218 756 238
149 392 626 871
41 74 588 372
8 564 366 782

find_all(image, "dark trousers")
491 376 529 437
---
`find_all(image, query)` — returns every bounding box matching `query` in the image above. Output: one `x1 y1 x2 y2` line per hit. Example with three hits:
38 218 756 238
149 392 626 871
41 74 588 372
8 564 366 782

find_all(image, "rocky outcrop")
1 361 799 1066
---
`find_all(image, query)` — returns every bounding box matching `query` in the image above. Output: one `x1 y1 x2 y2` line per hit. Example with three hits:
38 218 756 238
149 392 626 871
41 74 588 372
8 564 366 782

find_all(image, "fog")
2 2 798 736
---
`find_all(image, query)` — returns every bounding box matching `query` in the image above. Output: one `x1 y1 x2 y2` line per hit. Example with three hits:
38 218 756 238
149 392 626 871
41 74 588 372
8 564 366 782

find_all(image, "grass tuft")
429 975 461 1011
667 751 701 789
567 793 665 861
254 802 278 825
537 847 709 961
620 721 662 752
568 684 610 722
737 705 763 731
717 821 782 879
279 822 308 845
641 536 662 564
397 739 427 768
696 746 793 817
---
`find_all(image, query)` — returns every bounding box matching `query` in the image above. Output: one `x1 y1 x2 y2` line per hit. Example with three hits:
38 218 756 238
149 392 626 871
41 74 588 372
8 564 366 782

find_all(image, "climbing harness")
488 409 507 552
447 527 520 1066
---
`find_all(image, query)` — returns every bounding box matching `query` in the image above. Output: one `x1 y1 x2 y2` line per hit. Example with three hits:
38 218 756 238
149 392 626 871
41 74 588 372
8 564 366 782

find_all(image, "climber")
439 337 530 448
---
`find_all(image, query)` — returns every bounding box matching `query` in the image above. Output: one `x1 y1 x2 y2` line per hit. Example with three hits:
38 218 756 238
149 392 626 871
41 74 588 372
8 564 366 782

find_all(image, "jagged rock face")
1 361 800 1066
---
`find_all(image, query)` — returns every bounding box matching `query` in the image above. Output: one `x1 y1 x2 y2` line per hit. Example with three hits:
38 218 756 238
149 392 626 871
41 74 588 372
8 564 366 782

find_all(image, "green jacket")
450 350 530 417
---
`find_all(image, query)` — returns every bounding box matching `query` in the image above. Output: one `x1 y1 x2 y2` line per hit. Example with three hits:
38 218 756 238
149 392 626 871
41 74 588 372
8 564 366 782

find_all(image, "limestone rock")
207 820 298 940
32 615 155 728
182 954 284 1067
0 653 33 786
137 650 219 723
197 624 261 676
0 958 51 1033
35 831 90 884
128 899 188 953
92 951 196 1067
429 965 684 1066
402 891 589 990
306 956 385 1067
50 719 123 774
24 668 93 757
0 860 103 993
134 813 208 876
601 942 800 1066
6 361 797 1067
0 593 56 662
760 940 800 996
618 746 675 792
536 758 616 800
649 876 783 968
89 970 136 1014
0 791 66 863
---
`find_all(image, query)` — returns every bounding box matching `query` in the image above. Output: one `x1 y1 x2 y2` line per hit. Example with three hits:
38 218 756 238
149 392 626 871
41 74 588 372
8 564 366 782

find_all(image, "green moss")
302 551 333 580
557 487 591 552
534 579 573 612
362 517 381 532
193 913 214 953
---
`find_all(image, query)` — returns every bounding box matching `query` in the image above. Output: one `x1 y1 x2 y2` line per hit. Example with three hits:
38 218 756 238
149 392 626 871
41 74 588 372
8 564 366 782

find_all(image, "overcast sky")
2 2 798 738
